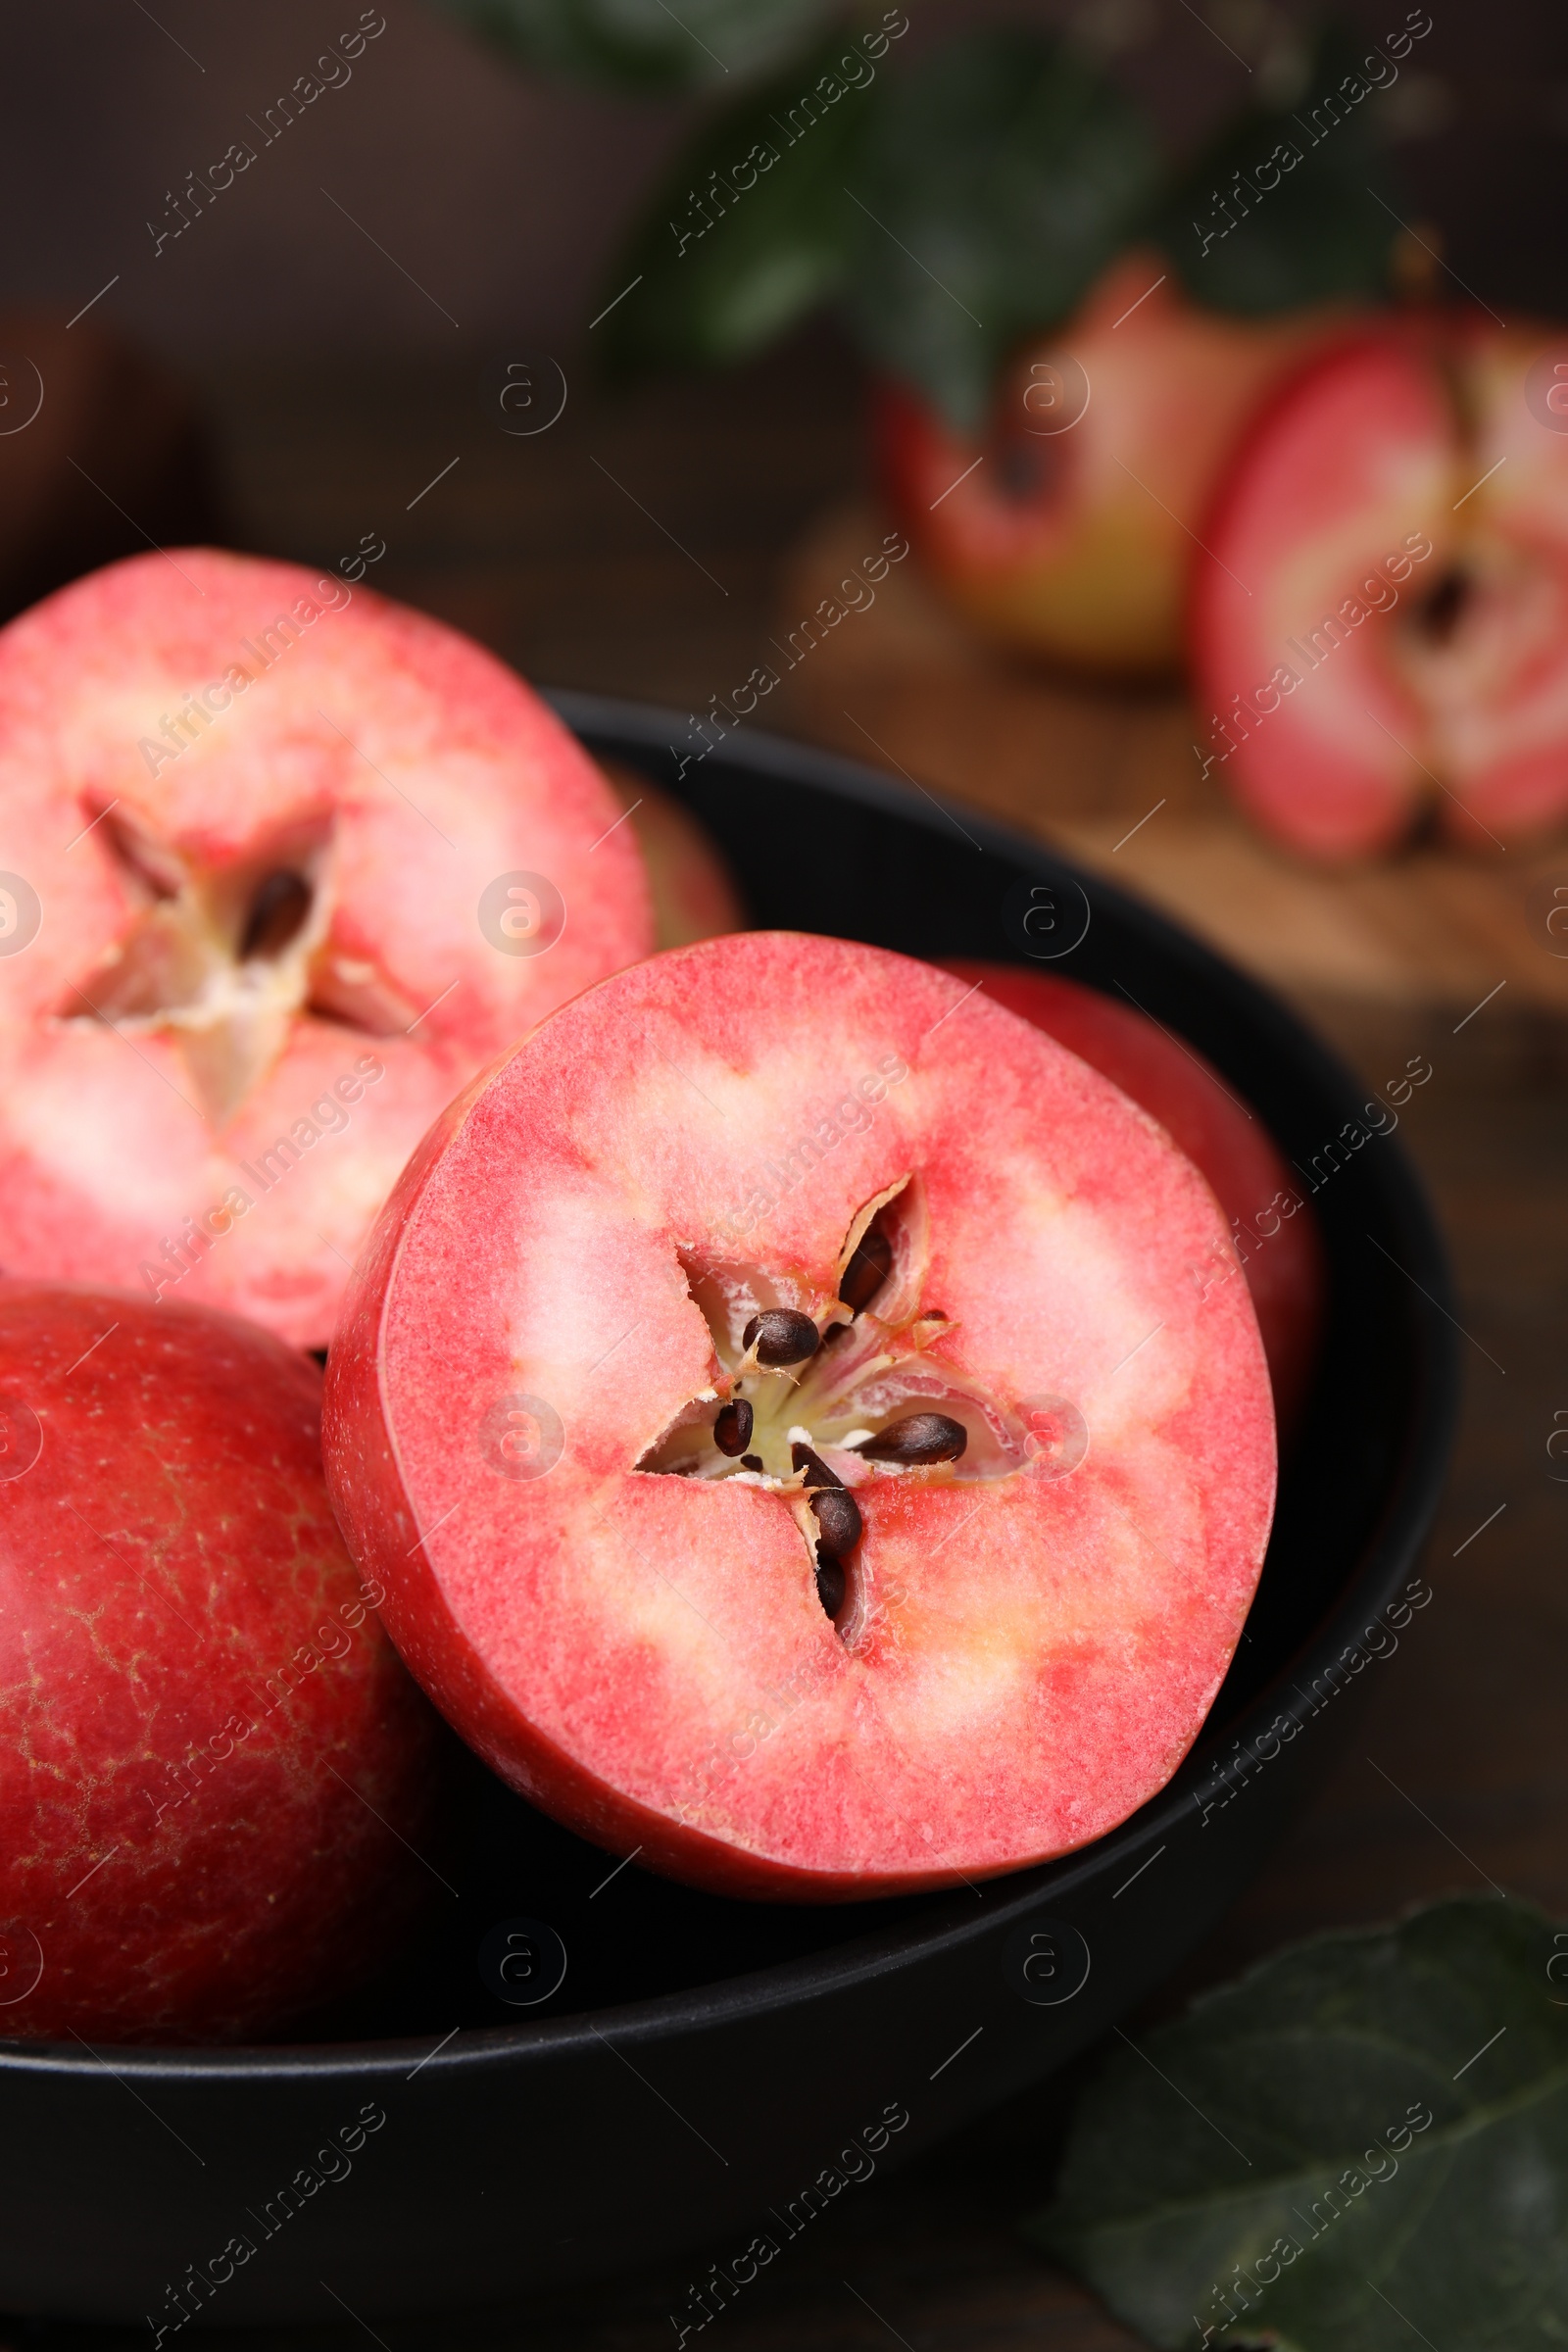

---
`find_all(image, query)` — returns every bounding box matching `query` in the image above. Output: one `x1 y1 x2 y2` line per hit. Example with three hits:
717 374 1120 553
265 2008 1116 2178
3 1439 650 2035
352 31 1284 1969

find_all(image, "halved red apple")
940 962 1323 1432
876 252 1340 678
1190 312 1568 858
0 550 654 1346
323 933 1276 1900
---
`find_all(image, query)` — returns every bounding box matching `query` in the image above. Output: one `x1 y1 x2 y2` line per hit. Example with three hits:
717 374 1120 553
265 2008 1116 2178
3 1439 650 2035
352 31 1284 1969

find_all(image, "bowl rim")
2 694 1459 2082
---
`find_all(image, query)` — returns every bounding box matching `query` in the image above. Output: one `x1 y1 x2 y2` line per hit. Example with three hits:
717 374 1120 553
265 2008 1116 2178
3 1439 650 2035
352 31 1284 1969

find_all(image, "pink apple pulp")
941 962 1323 1432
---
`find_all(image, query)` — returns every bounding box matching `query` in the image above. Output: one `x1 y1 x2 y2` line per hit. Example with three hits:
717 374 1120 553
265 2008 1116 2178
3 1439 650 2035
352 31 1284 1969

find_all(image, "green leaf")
841 29 1159 432
426 0 841 96
598 25 887 376
1154 23 1407 315
1032 1897 1568 2350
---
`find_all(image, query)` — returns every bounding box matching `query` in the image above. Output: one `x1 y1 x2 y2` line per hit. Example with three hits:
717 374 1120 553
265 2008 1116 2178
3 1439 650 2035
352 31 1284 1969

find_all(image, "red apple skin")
875 252 1343 679
940 963 1322 1432
1191 311 1568 858
0 549 654 1348
0 1284 443 2042
324 933 1276 1903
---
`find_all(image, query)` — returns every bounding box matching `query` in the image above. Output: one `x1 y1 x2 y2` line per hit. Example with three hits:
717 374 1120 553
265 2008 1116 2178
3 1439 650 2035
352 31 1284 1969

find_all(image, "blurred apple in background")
875 253 1341 678
588 14 1417 695
1191 309 1568 858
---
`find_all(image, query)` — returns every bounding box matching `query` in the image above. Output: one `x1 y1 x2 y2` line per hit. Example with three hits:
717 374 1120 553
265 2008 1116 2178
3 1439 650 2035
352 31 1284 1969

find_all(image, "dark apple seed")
1415 564 1471 646
814 1547 846 1618
810 1484 861 1558
713 1397 753 1456
742 1308 819 1366
858 1412 967 1464
839 1219 894 1314
791 1441 841 1490
740 1453 763 1472
240 869 313 961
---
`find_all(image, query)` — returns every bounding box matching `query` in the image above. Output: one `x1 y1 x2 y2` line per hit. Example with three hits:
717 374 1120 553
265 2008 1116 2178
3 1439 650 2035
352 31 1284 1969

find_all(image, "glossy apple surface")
940 962 1322 1432
1190 313 1568 858
0 549 654 1346
324 933 1276 1901
876 252 1337 678
0 1285 442 2041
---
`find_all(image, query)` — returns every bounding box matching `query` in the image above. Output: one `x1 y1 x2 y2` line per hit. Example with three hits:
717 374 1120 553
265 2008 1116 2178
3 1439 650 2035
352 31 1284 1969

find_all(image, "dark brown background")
3 0 1566 359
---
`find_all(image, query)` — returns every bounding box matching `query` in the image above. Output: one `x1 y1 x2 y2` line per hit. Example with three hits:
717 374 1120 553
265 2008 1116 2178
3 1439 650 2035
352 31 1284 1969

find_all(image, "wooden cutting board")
772 501 1568 1022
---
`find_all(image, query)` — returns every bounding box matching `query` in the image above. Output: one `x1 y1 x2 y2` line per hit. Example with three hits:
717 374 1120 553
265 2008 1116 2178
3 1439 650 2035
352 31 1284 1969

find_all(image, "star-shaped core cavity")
59 804 419 1127
640 1181 1056 1630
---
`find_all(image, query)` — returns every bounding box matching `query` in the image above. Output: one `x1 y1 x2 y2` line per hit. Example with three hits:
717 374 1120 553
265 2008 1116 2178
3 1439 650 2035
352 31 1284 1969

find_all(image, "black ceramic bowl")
0 698 1457 2326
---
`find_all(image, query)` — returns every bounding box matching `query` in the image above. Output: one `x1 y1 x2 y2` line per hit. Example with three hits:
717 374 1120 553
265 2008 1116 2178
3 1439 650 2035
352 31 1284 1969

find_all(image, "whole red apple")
0 549 654 1347
324 933 1275 1901
1190 312 1568 858
0 1283 442 2042
940 962 1322 1432
876 251 1340 678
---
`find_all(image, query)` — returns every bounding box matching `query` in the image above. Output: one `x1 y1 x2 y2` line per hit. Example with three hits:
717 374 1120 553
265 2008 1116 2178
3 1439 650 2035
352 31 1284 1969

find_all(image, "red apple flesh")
1190 313 1568 858
0 1284 442 2042
0 549 654 1347
323 933 1276 1901
876 252 1339 679
940 962 1322 1432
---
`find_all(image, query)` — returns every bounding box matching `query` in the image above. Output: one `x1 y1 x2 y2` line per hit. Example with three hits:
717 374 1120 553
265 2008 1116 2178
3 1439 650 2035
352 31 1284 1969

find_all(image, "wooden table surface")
31 335 1562 2352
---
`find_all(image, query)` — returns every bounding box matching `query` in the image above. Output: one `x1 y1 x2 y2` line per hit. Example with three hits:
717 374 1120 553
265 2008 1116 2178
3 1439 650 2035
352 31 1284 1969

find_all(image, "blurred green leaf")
1156 24 1406 314
427 0 842 96
842 30 1158 431
599 24 889 376
1033 1897 1568 2350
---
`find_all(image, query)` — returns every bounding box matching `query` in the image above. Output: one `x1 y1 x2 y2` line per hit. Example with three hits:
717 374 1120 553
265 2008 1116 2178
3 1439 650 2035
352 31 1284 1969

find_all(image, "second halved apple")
0 549 655 1346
